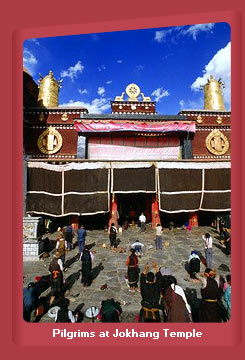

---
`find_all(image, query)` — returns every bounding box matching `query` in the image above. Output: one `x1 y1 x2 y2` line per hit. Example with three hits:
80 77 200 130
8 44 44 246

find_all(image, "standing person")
64 224 73 250
23 282 38 322
219 217 225 238
56 237 67 267
161 275 192 322
155 223 163 250
55 299 76 323
126 249 139 291
223 274 231 321
49 254 64 305
223 229 231 255
139 212 146 232
197 268 222 322
139 261 162 322
188 251 201 281
109 223 117 247
77 225 86 254
202 233 213 269
80 245 94 287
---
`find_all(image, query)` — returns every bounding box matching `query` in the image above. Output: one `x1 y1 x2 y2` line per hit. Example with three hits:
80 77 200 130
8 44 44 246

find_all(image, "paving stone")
23 225 231 323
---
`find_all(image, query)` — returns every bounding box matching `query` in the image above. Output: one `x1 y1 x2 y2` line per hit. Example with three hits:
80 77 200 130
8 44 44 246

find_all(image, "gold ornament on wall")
37 127 63 155
205 129 229 155
216 115 223 124
196 115 203 124
61 113 68 122
39 113 45 122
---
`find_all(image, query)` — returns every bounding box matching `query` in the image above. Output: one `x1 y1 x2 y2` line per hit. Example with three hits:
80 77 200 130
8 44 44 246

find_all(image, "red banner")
74 120 196 134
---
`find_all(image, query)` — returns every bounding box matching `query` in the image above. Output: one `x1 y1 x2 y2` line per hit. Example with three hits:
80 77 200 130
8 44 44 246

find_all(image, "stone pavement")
23 225 231 323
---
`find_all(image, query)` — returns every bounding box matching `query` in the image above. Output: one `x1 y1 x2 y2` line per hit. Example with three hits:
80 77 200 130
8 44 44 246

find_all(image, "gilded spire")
37 70 63 107
202 75 225 111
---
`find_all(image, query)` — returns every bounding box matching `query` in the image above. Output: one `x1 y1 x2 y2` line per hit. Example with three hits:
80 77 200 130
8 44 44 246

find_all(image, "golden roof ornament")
126 83 141 101
202 75 225 111
37 70 63 107
114 84 152 102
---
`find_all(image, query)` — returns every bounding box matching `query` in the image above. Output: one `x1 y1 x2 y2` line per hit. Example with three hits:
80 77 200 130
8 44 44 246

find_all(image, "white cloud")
97 87 105 96
78 88 88 95
151 87 170 102
60 98 110 114
117 60 123 63
180 23 215 40
179 100 185 109
60 61 84 81
154 23 215 42
191 42 231 108
23 48 38 74
97 64 106 72
106 80 112 84
187 97 204 109
154 29 172 43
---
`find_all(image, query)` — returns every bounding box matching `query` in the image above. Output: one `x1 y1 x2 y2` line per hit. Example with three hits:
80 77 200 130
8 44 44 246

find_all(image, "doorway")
116 193 153 225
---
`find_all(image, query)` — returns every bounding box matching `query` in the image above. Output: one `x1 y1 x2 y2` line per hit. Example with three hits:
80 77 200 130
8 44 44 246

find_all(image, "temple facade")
23 70 231 259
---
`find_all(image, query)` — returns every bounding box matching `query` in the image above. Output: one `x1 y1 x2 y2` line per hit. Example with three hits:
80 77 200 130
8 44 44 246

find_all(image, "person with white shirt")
131 240 144 254
155 223 163 250
139 213 146 232
202 233 213 268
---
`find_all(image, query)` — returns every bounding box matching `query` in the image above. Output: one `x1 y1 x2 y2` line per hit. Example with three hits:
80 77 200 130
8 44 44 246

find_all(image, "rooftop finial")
202 75 225 111
37 70 63 107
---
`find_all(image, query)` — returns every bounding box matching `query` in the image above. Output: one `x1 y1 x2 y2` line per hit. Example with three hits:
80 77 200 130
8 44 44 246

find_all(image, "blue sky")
23 22 231 114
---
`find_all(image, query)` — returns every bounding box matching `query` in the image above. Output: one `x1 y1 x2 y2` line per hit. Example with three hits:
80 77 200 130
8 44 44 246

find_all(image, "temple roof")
78 113 187 121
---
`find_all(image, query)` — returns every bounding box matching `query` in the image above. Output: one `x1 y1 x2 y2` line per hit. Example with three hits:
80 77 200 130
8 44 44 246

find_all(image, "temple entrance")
116 193 153 226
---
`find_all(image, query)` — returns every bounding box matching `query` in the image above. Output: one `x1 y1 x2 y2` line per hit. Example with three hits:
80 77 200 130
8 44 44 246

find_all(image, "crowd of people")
23 216 231 323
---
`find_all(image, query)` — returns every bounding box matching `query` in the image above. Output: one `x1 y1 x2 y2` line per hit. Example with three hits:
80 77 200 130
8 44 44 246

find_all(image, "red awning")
74 120 196 134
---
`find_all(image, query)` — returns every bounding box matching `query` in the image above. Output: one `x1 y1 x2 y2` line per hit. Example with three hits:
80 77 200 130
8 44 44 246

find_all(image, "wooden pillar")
108 194 118 229
152 195 161 229
189 212 198 227
70 215 79 230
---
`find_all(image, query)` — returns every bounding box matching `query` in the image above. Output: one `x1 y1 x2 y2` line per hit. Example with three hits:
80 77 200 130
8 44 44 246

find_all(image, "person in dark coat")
80 246 93 287
161 275 192 323
49 254 64 304
139 261 162 322
33 275 51 297
77 225 86 254
219 217 225 238
55 299 76 323
223 229 231 255
188 251 201 281
64 225 74 250
197 268 222 322
98 298 122 322
23 282 38 322
109 223 117 247
126 248 139 290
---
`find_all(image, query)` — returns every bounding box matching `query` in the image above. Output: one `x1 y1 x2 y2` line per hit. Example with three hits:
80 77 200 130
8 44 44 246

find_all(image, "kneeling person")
139 262 162 322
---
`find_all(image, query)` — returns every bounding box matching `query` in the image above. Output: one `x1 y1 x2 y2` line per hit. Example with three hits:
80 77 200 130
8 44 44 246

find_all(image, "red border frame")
2 0 244 357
